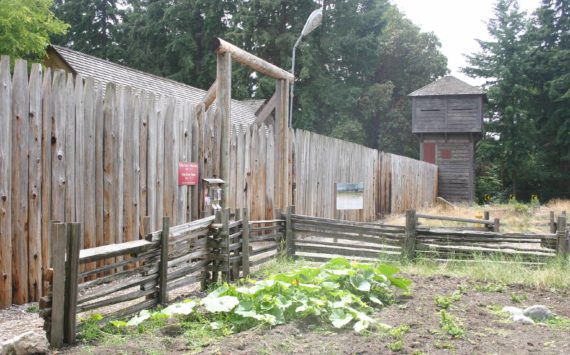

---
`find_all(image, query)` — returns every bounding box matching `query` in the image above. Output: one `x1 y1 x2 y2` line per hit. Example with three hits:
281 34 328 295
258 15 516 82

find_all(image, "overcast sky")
390 0 541 86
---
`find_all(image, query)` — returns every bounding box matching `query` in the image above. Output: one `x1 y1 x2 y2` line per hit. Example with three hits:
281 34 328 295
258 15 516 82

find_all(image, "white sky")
390 0 541 86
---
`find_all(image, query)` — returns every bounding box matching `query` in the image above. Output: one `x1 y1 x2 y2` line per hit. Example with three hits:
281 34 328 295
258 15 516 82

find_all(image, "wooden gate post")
50 223 67 347
221 209 230 281
402 209 417 262
285 206 295 258
158 217 170 305
556 215 568 259
241 208 250 278
64 223 81 344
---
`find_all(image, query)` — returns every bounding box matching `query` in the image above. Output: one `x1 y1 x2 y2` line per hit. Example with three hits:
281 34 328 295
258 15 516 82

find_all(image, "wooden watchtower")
409 76 486 203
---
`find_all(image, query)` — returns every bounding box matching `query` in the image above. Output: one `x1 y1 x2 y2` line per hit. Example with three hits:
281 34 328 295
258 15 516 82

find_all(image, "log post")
241 208 250 278
493 218 500 233
64 223 81 344
50 223 67 348
556 215 568 259
550 211 556 233
402 209 417 262
158 217 170 305
484 211 491 231
221 209 230 281
286 206 295 259
217 52 231 208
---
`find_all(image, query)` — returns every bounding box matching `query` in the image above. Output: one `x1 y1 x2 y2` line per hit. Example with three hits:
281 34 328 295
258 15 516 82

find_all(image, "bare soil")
56 273 570 354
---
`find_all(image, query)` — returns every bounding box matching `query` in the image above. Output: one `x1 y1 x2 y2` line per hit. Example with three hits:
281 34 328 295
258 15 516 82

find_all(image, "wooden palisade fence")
40 207 568 347
0 54 439 307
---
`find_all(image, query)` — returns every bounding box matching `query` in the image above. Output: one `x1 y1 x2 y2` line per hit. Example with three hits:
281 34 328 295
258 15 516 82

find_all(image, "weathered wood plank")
0 56 12 307
28 63 43 301
11 59 29 304
50 223 67 347
103 83 117 259
79 239 158 264
40 67 52 294
64 73 75 222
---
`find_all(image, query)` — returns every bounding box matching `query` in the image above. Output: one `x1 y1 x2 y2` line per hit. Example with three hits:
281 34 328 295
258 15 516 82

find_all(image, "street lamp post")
289 8 323 128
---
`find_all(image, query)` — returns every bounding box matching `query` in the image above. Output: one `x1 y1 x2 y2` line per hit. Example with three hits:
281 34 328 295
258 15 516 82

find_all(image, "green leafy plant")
77 313 104 342
439 310 465 338
435 290 462 309
510 293 527 304
25 305 39 313
128 258 411 334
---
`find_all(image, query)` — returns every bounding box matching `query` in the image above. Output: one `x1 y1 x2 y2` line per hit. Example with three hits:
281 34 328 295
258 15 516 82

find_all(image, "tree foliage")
465 0 570 201
0 0 68 60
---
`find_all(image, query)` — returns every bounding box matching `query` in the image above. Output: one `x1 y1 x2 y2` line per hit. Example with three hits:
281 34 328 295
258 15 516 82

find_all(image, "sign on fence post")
178 162 198 186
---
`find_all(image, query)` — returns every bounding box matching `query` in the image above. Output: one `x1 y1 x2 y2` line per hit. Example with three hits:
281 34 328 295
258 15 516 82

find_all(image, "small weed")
510 293 527 304
545 316 570 331
25 305 39 313
475 283 506 293
435 290 462 309
77 314 105 342
388 339 403 352
439 310 465 338
389 324 410 338
434 340 455 349
411 351 426 355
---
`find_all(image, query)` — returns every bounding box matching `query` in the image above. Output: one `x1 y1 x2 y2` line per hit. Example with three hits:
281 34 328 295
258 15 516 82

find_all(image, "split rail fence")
0 56 439 307
40 207 568 347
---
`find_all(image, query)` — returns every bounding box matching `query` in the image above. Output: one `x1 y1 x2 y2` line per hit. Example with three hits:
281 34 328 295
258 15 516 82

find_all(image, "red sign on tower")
178 162 198 186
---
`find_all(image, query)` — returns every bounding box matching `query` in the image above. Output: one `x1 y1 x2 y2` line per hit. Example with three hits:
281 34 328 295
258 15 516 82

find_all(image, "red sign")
178 162 198 186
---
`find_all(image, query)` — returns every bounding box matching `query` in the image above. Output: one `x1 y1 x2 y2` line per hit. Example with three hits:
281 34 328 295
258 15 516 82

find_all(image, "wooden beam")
275 79 289 208
217 52 231 206
253 92 277 127
196 80 217 115
211 38 294 81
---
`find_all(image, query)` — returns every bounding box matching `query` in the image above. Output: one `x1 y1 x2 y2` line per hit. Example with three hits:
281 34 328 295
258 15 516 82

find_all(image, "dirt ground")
51 273 570 355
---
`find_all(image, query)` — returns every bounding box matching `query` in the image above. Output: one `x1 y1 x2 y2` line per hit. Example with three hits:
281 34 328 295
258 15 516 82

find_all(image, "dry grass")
383 200 570 233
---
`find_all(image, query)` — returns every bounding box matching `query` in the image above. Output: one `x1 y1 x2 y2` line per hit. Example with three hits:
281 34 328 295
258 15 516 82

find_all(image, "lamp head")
301 8 323 37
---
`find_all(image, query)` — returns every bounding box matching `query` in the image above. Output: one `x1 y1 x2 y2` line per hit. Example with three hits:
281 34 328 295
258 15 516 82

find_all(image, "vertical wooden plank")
11 59 29 304
275 79 289 209
196 104 206 217
82 78 96 275
0 56 12 307
158 217 169 305
156 97 165 228
163 99 176 222
50 223 67 348
74 75 84 231
235 126 244 211
190 107 199 220
244 126 252 216
114 86 125 247
94 81 104 250
265 126 275 219
241 208 250 277
28 63 43 301
132 91 141 240
147 94 157 230
64 223 80 343
550 211 556 233
40 68 52 294
217 53 231 206
123 87 135 244
556 216 568 258
64 73 75 222
286 206 295 258
139 93 149 235
103 83 116 260
51 70 66 227
221 209 230 280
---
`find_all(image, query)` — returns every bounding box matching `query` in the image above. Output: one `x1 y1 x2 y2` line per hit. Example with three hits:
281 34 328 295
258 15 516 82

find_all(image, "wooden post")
550 211 556 233
64 223 81 344
242 208 250 278
556 215 567 259
50 223 67 348
158 217 169 305
0 55 12 309
217 52 231 207
275 79 290 209
402 209 417 262
493 218 500 233
142 216 151 241
221 209 230 281
285 206 295 258
484 211 491 231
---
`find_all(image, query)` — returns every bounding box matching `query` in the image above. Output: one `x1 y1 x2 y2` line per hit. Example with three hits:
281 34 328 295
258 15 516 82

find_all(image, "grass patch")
510 292 527 303
401 255 570 290
544 315 570 331
25 305 39 313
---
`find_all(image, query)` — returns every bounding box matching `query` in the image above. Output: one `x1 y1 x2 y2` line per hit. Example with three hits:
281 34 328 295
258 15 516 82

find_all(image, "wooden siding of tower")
412 95 483 134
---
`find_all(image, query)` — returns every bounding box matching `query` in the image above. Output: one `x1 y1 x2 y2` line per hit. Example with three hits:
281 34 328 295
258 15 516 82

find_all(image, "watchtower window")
421 109 441 112
451 108 473 111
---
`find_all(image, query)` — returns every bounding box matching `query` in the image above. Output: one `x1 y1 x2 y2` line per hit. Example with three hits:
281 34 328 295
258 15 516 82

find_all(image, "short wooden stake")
550 211 556 233
402 209 417 262
484 211 491 231
493 218 500 233
64 223 81 344
556 215 568 259
222 209 230 281
241 208 250 278
286 206 295 258
158 217 170 305
50 223 67 348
